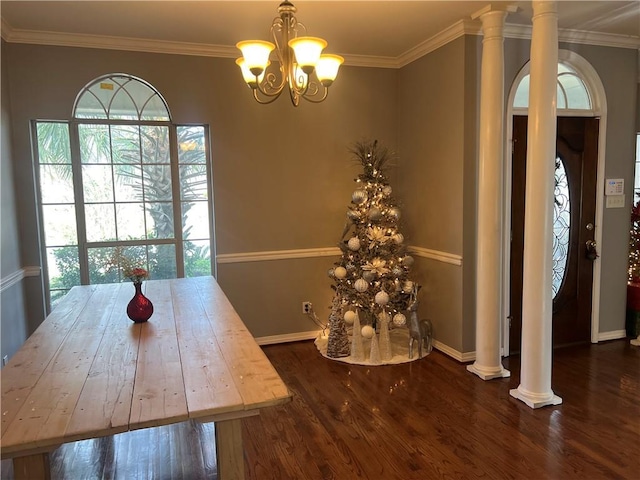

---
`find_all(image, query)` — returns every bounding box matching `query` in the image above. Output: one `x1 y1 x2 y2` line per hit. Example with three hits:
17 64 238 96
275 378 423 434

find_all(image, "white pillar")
467 5 514 381
510 0 562 409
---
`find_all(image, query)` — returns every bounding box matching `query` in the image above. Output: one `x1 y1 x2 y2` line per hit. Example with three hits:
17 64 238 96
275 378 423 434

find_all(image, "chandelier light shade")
236 1 344 106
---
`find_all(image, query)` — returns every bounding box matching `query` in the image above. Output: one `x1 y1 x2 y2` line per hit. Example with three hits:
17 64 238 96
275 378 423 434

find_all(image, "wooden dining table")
1 276 291 479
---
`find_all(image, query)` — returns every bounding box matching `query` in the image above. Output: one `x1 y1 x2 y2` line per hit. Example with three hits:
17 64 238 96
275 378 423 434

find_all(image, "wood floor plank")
2 338 638 479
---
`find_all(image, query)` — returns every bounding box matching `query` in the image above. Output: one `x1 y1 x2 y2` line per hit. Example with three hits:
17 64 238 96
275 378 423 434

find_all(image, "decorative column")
510 0 562 408
467 5 515 380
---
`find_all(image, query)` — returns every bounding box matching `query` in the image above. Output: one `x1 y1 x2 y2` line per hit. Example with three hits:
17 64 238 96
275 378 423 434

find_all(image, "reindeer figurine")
407 285 432 359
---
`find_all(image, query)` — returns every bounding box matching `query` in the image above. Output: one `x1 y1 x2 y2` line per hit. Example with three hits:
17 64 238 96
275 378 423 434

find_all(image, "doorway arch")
503 50 608 354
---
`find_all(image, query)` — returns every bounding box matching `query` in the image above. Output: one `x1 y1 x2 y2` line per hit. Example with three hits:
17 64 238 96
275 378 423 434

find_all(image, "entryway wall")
398 35 637 358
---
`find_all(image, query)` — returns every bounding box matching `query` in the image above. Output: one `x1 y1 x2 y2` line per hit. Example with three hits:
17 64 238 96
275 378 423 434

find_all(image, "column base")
509 386 562 409
467 362 511 380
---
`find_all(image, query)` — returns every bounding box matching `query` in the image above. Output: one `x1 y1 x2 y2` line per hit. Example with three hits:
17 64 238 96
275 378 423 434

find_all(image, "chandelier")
235 1 344 106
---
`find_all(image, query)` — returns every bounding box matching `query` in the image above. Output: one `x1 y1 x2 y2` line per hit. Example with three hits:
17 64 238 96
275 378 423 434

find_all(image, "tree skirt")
314 328 430 366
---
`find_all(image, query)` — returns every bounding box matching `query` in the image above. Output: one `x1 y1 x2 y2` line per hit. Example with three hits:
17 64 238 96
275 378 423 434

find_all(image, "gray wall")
397 37 468 352
1 40 29 362
2 34 637 359
3 43 398 343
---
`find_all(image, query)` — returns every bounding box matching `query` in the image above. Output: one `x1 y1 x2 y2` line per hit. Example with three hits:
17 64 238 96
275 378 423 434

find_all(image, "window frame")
33 118 216 312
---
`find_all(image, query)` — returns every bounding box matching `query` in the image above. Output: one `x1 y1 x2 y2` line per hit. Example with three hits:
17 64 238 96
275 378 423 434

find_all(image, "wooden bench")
1 277 291 479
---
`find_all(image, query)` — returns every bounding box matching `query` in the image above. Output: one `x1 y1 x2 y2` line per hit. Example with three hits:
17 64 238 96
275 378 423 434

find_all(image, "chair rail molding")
217 246 462 266
0 266 41 293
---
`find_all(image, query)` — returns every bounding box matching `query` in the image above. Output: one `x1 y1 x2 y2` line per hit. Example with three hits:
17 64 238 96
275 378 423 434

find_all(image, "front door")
509 116 599 354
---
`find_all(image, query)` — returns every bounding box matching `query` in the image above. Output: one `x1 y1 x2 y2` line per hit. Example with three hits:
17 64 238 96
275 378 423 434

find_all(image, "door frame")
502 50 608 355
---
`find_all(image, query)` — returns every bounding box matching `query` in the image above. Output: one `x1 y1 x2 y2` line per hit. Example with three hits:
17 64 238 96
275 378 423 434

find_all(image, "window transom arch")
73 73 171 121
509 50 606 117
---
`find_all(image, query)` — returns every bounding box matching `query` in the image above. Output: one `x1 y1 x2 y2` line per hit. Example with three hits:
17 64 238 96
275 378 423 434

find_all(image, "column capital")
471 4 518 21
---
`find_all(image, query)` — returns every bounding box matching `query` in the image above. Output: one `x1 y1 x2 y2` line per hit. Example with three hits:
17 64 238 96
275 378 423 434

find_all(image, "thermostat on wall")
605 178 624 196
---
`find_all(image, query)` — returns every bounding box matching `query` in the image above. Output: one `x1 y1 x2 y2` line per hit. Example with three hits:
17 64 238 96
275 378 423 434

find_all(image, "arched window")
513 63 592 111
73 74 171 120
34 74 214 308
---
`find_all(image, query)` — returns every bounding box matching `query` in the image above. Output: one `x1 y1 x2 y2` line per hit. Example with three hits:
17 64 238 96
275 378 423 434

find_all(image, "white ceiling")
1 1 639 62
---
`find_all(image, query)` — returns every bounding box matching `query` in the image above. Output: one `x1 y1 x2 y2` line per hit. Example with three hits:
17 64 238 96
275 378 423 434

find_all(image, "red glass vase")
126 282 154 323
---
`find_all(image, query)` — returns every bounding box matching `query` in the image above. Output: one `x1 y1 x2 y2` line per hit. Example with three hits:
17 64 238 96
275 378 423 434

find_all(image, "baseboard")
433 340 475 363
597 330 627 342
255 330 321 346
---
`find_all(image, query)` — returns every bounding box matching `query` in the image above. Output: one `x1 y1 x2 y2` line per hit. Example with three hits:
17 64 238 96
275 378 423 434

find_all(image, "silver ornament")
389 207 401 220
347 209 360 221
352 190 367 204
362 270 376 282
368 207 382 220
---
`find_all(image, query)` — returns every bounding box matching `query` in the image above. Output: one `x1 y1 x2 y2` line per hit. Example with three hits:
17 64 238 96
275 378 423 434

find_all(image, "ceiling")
1 1 639 62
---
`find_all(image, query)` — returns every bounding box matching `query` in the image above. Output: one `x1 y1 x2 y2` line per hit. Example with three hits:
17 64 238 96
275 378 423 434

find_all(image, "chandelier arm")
252 88 284 105
301 86 330 103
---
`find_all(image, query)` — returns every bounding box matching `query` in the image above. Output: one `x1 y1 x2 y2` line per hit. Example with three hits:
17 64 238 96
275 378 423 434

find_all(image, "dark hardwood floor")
2 339 638 479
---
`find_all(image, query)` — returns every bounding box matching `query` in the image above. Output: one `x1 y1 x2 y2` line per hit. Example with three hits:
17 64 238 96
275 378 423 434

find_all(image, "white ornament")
347 237 361 251
403 280 414 293
382 185 393 196
361 325 375 339
344 310 356 325
393 233 404 244
393 313 407 326
375 291 390 306
354 278 369 292
402 255 415 266
334 266 347 279
352 190 367 204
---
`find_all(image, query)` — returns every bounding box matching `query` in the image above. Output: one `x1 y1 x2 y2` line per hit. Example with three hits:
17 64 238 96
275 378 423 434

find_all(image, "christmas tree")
327 140 416 356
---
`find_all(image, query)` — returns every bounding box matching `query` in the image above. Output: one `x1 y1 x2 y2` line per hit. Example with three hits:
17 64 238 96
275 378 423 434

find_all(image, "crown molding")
504 23 640 49
1 17 638 69
1 28 238 58
397 19 480 68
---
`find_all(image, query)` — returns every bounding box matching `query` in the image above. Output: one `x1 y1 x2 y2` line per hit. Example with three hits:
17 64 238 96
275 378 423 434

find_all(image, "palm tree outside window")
34 74 215 310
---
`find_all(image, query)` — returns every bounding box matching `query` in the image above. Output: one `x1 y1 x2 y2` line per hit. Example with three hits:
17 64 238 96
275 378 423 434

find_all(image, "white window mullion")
169 125 185 277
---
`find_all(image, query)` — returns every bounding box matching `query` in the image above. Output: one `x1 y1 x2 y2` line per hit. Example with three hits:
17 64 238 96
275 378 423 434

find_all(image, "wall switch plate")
2 355 8 366
606 195 625 208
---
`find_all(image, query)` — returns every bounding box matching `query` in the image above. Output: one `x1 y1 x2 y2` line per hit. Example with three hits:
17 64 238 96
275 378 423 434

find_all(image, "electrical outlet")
2 355 8 366
302 302 312 314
